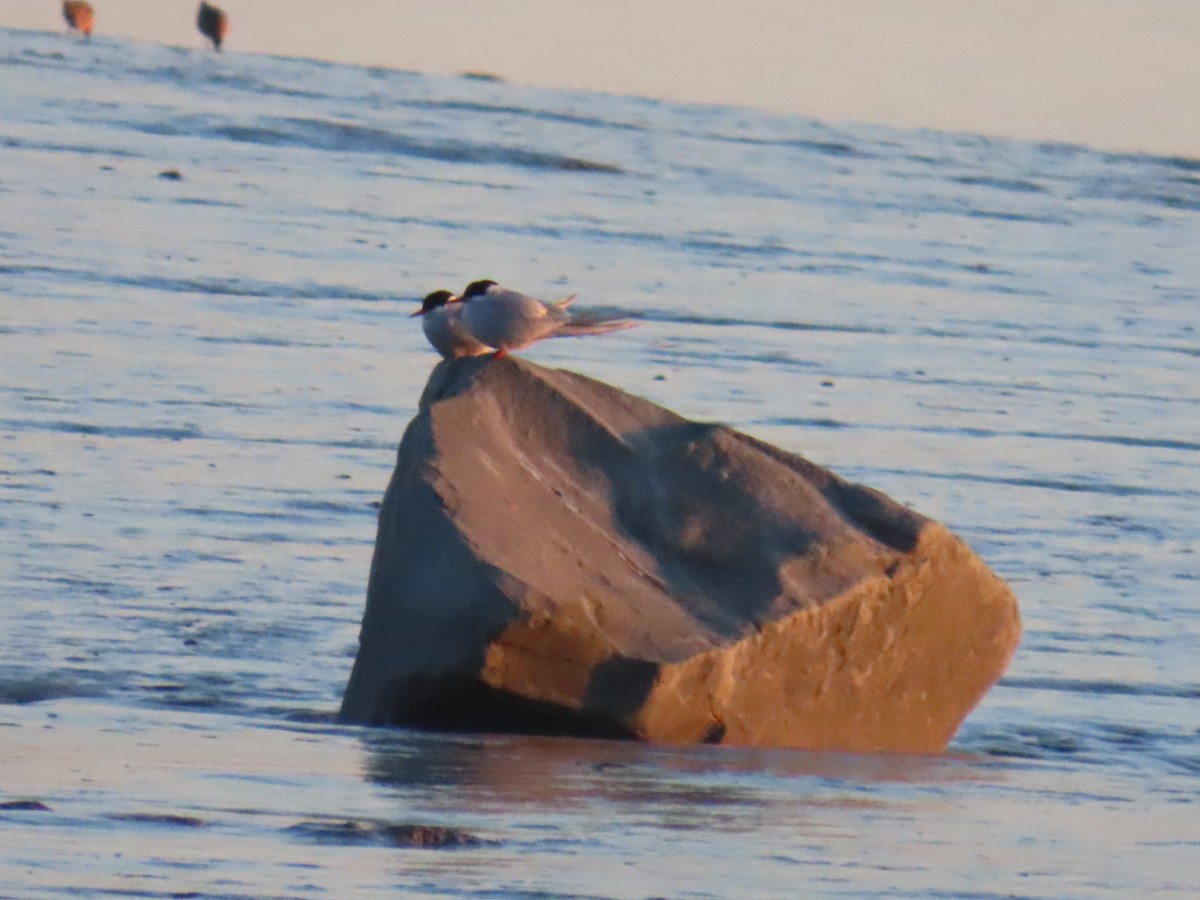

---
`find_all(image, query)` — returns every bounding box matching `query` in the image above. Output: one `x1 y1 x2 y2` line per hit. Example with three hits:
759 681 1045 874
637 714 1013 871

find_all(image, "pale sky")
5 0 1197 157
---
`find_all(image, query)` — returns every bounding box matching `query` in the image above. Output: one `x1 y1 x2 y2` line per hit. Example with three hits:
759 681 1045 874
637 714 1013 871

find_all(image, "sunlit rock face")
340 357 1020 752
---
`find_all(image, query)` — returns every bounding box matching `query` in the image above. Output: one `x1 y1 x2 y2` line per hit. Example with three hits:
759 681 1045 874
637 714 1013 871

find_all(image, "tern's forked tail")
556 313 637 337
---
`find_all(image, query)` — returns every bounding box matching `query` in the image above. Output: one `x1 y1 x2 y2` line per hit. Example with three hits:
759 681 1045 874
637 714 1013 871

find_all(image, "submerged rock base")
339 357 1020 753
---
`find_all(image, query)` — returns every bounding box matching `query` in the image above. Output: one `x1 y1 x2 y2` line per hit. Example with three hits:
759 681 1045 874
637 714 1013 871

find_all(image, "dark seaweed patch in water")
286 818 487 848
108 812 206 828
0 676 91 705
459 71 504 82
0 799 52 812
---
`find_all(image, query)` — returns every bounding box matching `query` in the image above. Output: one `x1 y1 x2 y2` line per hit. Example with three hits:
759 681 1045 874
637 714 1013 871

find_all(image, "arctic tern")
458 279 634 356
411 290 494 359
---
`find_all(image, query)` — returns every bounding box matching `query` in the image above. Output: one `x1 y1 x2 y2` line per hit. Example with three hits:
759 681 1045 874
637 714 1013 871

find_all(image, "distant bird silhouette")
196 2 228 50
62 1 95 38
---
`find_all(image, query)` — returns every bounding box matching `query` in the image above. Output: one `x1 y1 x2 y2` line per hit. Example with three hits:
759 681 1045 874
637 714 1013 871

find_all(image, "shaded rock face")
340 357 1020 752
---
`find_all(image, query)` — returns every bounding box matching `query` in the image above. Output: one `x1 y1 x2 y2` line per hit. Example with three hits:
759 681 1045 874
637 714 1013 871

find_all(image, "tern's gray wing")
492 287 571 323
463 288 570 350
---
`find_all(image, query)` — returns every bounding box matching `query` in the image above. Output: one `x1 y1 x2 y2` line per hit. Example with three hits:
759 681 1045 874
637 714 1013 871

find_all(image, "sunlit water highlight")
1 27 1197 898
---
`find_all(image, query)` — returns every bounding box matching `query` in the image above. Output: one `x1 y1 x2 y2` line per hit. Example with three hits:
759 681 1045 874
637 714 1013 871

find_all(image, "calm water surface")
1 27 1197 898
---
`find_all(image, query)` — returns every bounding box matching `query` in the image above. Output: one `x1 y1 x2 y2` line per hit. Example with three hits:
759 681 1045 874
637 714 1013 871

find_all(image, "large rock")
340 357 1020 752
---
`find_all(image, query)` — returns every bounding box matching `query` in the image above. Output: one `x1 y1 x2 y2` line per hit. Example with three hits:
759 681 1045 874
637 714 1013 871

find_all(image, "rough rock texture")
339 357 1021 752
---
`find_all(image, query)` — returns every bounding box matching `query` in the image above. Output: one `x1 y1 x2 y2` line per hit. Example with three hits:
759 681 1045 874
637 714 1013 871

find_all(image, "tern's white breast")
423 304 493 358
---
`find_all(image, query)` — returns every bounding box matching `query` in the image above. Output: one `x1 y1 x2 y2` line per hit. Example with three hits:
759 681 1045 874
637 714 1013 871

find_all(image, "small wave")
401 97 648 135
913 325 1148 355
0 134 142 159
25 572 143 600
179 506 292 522
1 263 400 302
1093 723 1162 753
243 435 397 452
195 334 331 348
762 417 851 430
869 466 1194 499
171 197 240 208
435 219 807 268
960 723 1092 762
1169 755 1200 776
766 418 1200 455
635 308 890 337
1002 677 1200 700
782 138 865 157
122 58 340 103
282 498 370 515
1161 155 1200 172
126 114 624 174
680 235 795 259
953 175 1050 194
1074 152 1200 212
0 418 201 442
1149 192 1200 212
1102 147 1200 172
692 131 868 158
964 207 1069 225
205 69 335 102
0 40 68 68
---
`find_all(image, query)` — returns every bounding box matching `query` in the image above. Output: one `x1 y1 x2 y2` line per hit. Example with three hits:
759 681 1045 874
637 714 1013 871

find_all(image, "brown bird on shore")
196 2 228 50
62 1 95 38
